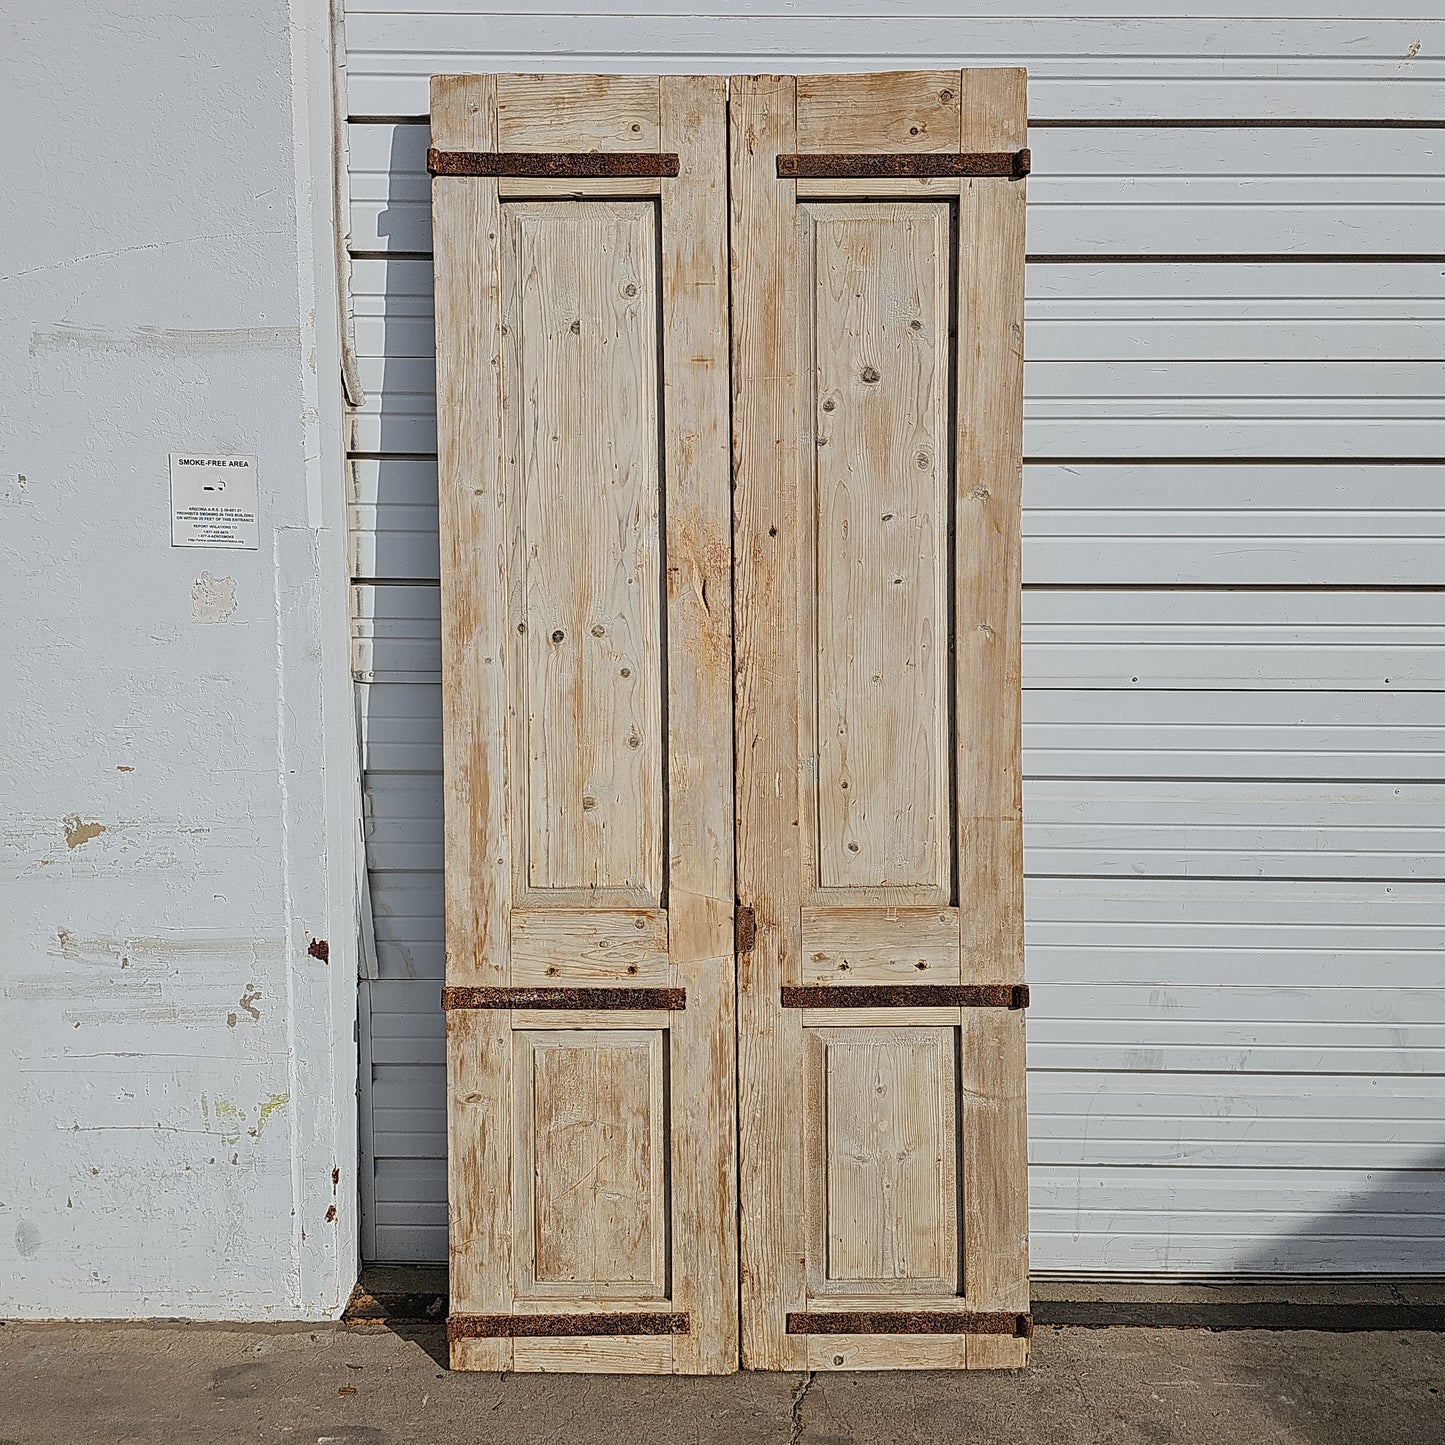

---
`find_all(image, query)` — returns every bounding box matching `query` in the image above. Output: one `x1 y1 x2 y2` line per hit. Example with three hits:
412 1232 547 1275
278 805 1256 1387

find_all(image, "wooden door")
430 73 736 1374
730 71 1032 1370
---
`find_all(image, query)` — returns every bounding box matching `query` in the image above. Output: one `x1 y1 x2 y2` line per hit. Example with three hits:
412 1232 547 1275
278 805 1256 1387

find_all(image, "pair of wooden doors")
431 70 1028 1374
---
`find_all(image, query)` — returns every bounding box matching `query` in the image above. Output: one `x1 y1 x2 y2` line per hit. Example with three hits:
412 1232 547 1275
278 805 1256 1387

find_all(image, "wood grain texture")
509 909 670 983
955 66 1031 1369
797 71 962 154
805 1028 958 1295
516 1030 667 1297
433 72 512 1374
505 199 663 897
731 72 808 1372
735 68 1030 1373
497 74 661 152
658 73 739 1378
801 908 960 983
806 201 951 896
437 73 736 1376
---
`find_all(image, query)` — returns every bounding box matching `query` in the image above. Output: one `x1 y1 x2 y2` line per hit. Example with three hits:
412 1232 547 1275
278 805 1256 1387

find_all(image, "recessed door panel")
805 203 953 898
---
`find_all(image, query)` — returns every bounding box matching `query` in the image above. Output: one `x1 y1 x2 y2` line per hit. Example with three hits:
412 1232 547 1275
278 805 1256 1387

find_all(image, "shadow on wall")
1230 1144 1445 1278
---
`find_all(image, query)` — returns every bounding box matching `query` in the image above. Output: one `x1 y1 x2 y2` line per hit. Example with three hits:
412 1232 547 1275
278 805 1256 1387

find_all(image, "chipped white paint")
191 572 238 624
0 0 359 1318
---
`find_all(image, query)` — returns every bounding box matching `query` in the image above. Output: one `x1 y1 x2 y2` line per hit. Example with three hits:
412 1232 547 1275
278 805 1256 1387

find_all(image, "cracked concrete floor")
0 1320 1442 1445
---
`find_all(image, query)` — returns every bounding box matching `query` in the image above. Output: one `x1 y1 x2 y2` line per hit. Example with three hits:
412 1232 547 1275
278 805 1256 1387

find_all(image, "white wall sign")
170 453 259 548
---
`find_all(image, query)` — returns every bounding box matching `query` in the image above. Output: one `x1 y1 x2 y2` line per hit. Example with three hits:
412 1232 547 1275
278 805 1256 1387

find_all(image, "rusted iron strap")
428 148 680 178
442 985 685 1011
735 904 757 955
448 1312 690 1340
777 149 1029 179
781 984 1029 1010
787 1311 1032 1338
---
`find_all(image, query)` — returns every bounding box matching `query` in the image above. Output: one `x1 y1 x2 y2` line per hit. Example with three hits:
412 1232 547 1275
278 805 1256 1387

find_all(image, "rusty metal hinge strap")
735 904 758 955
448 1312 690 1340
428 148 680 178
781 983 1029 1010
777 149 1030 180
441 985 685 1011
787 1310 1032 1338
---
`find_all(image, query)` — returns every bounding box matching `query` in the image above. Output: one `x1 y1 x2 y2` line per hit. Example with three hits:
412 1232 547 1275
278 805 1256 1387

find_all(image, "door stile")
656 74 739 1377
955 67 1031 1371
433 73 514 1375
730 75 810 1373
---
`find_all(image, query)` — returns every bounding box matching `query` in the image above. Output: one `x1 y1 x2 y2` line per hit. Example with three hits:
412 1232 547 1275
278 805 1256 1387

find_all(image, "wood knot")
860 366 880 384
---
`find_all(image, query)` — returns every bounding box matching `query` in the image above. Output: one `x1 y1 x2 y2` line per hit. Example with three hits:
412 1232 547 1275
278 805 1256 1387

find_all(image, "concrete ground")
1 1319 1443 1445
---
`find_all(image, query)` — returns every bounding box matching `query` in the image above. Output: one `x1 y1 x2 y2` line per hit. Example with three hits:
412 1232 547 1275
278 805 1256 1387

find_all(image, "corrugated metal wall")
342 4 1445 1273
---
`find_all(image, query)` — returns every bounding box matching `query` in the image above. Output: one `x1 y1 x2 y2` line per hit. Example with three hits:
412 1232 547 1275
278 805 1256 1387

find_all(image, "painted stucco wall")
1 0 359 1317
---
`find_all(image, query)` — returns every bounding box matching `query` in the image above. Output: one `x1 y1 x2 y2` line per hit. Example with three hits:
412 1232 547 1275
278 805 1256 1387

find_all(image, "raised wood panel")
515 1029 668 1298
804 202 952 899
504 201 664 898
801 908 960 983
496 73 661 151
509 910 670 983
805 1027 959 1296
796 70 962 154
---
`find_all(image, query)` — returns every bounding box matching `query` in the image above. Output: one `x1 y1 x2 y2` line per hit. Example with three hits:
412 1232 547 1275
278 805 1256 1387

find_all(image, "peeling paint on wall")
191 572 237 624
253 1093 290 1137
62 816 107 849
227 982 263 1028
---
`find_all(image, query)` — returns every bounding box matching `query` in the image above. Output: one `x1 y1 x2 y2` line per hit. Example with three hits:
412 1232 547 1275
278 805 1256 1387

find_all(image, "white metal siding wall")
341 4 1445 1273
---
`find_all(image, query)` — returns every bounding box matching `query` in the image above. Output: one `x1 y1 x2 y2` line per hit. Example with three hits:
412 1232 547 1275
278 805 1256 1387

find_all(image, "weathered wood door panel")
434 69 1028 1375
731 71 1031 1370
431 73 736 1374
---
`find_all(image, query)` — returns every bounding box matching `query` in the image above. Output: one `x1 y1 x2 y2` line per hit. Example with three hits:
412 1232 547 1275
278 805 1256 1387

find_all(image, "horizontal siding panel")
352 583 1445 689
347 121 1445 258
1025 779 1445 880
1025 689 1445 780
341 13 1445 120
1031 1164 1445 1275
1030 1073 1445 1171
